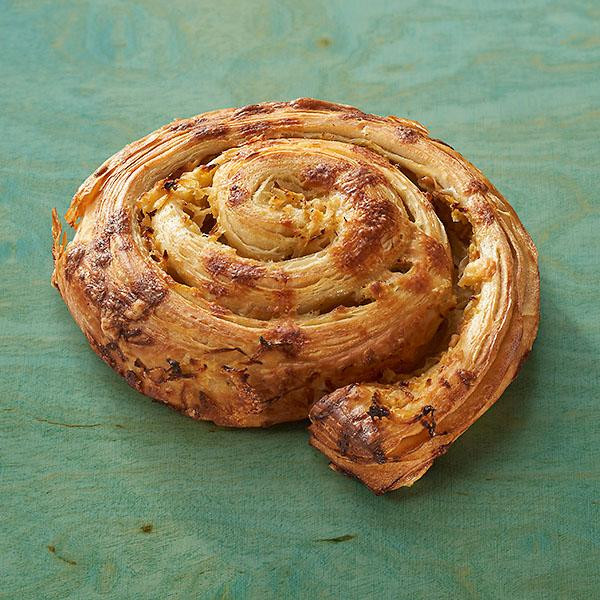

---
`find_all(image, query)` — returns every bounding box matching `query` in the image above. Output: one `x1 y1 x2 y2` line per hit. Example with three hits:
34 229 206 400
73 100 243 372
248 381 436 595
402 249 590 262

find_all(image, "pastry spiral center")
212 141 347 261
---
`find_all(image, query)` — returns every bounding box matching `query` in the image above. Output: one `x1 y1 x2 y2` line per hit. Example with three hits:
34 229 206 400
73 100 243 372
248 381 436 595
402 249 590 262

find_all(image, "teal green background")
1 1 599 598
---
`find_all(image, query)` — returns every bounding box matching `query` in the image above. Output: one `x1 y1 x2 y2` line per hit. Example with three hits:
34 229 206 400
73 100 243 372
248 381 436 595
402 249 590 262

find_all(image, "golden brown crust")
52 98 539 492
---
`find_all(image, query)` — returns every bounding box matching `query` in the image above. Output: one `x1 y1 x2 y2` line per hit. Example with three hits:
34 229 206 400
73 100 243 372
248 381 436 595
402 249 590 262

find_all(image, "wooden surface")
1 1 599 598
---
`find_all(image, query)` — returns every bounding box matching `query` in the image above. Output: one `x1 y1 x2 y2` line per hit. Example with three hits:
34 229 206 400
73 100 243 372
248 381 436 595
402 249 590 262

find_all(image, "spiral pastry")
52 98 539 493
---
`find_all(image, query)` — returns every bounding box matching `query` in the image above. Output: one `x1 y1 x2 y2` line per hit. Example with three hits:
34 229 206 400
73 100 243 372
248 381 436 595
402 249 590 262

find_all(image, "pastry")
52 99 539 493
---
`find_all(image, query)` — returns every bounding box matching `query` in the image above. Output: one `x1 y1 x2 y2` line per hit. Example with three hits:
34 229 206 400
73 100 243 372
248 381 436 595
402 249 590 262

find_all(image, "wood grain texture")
1 0 598 598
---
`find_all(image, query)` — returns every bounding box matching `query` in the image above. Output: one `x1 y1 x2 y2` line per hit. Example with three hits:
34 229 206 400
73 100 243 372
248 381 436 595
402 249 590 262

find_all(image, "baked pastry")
52 98 539 493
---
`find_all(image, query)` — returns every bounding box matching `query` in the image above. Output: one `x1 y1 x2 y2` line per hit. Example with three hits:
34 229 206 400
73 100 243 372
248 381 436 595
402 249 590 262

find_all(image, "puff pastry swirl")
52 99 539 493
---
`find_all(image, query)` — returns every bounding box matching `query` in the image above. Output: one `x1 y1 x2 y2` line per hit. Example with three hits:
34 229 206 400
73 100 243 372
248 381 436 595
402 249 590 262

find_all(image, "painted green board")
1 1 599 598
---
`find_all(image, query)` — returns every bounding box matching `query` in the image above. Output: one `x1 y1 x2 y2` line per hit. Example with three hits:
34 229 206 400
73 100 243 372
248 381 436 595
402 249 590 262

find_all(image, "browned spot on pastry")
233 103 275 118
193 123 229 140
457 369 476 386
131 273 168 307
334 194 396 272
163 179 178 191
86 335 114 367
128 334 154 346
64 246 86 280
169 119 195 132
95 164 108 177
101 294 130 327
310 384 359 421
396 126 421 143
367 391 390 419
440 378 451 389
205 281 229 297
121 328 153 345
300 163 339 188
289 98 348 112
336 411 387 463
423 236 451 273
433 443 451 458
275 117 301 127
339 109 384 123
228 184 248 206
91 236 112 268
416 405 437 437
474 201 495 225
208 301 229 315
339 429 351 455
104 210 129 237
239 118 300 137
122 327 142 340
275 270 290 284
100 341 124 367
91 274 166 343
313 388 389 463
205 254 265 286
81 270 107 305
259 323 307 357
166 358 193 380
239 121 271 137
465 179 489 196
338 167 386 196
125 370 142 390
372 445 387 464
